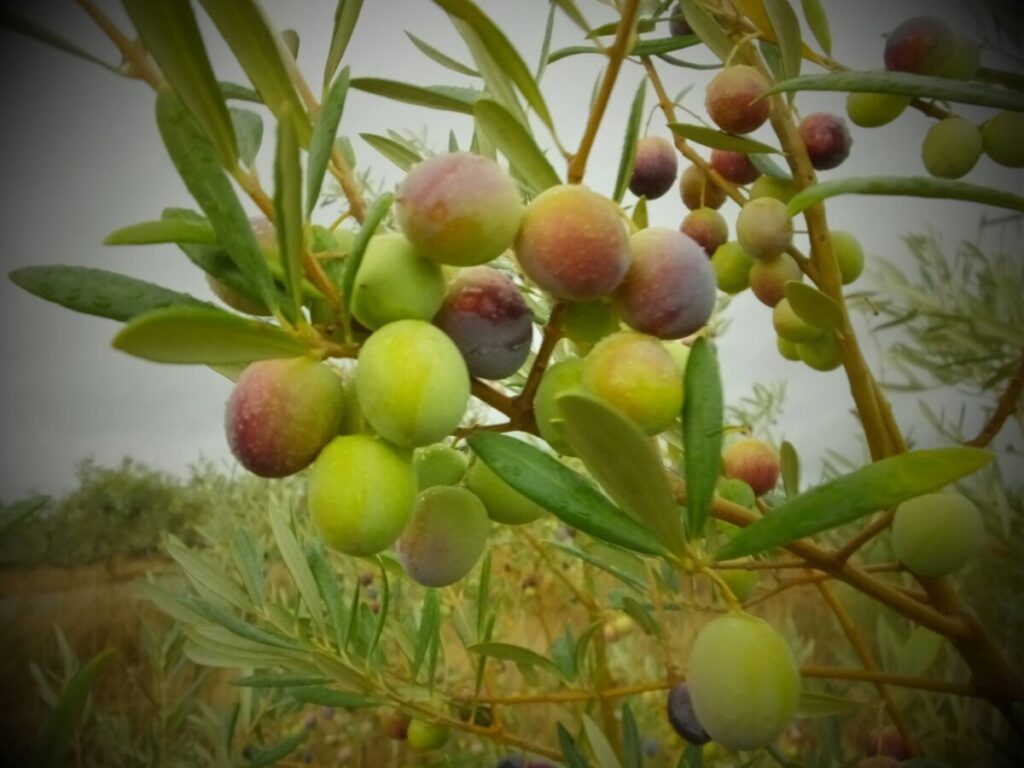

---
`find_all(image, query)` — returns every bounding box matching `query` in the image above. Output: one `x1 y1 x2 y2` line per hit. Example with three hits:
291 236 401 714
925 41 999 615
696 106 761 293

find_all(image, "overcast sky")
0 0 1021 501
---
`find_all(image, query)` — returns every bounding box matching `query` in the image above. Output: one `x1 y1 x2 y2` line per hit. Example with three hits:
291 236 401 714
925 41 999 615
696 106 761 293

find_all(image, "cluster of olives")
847 16 1024 177
221 150 719 596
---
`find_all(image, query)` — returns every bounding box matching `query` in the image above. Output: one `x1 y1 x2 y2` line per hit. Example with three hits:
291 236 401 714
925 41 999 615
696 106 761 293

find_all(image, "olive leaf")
474 99 560 194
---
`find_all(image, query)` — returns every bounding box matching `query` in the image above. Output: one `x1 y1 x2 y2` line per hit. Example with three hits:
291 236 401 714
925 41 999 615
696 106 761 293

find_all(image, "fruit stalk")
566 0 643 184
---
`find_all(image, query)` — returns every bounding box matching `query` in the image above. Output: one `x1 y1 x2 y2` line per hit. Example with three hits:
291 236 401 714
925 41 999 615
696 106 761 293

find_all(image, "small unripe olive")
720 564 759 602
710 149 760 185
629 136 678 200
705 66 772 135
884 16 956 75
722 439 780 497
687 613 800 751
225 357 345 478
830 230 865 285
407 719 450 752
666 682 710 745
562 300 619 351
356 320 470 448
749 175 798 204
711 242 755 295
845 92 910 128
581 331 684 435
892 492 983 577
796 333 842 372
717 477 756 509
982 111 1024 168
777 336 800 362
351 233 446 330
414 443 469 490
680 165 727 211
921 118 983 179
750 253 803 308
941 34 980 80
680 208 729 257
467 459 547 525
397 486 490 587
397 152 523 266
773 298 824 344
737 198 793 261
309 435 415 556
515 185 631 301
533 358 585 456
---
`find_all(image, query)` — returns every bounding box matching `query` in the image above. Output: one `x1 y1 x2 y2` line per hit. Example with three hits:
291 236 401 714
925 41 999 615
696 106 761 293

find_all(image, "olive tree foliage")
3 0 1024 765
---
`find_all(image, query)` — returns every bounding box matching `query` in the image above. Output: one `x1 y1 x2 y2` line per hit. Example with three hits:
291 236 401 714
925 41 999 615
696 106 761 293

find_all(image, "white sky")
0 0 1021 500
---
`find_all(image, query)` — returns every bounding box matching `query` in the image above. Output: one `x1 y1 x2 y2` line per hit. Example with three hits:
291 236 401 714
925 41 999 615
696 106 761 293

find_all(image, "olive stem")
75 0 163 90
816 581 920 757
968 350 1024 447
515 302 566 416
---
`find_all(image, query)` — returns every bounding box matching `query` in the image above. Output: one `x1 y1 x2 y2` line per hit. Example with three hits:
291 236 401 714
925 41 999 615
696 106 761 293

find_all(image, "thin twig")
968 352 1024 447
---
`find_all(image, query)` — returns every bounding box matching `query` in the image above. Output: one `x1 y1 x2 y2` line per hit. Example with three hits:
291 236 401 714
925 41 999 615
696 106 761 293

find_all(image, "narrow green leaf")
476 550 492 639
231 529 265 610
467 433 667 556
367 558 390 663
780 440 799 498
613 78 647 203
406 32 479 76
474 99 560 194
749 152 792 180
249 730 308 768
350 77 478 114
359 133 422 172
763 0 802 84
307 67 350 217
468 642 565 680
412 590 441 680
588 18 658 38
324 0 363 89
0 10 121 75
454 18 528 127
448 130 459 152
795 691 863 718
0 495 49 541
682 743 704 767
123 0 237 168
717 448 994 559
435 0 554 128
632 197 649 229
622 703 643 768
166 538 251 612
341 193 394 312
220 81 261 103
289 686 380 708
113 306 310 364
30 649 115 768
765 70 1024 111
679 0 733 62
560 393 686 556
558 722 591 768
273 110 304 318
536 0 558 82
198 0 311 144
269 509 328 638
155 90 279 311
621 596 661 637
582 714 623 768
184 598 305 652
552 0 592 35
899 627 945 677
231 673 329 688
787 176 1024 217
548 543 647 593
229 108 263 168
10 266 202 323
105 218 217 246
306 542 347 651
682 338 723 535
800 0 831 56
785 281 844 332
669 122 779 154
548 35 700 63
